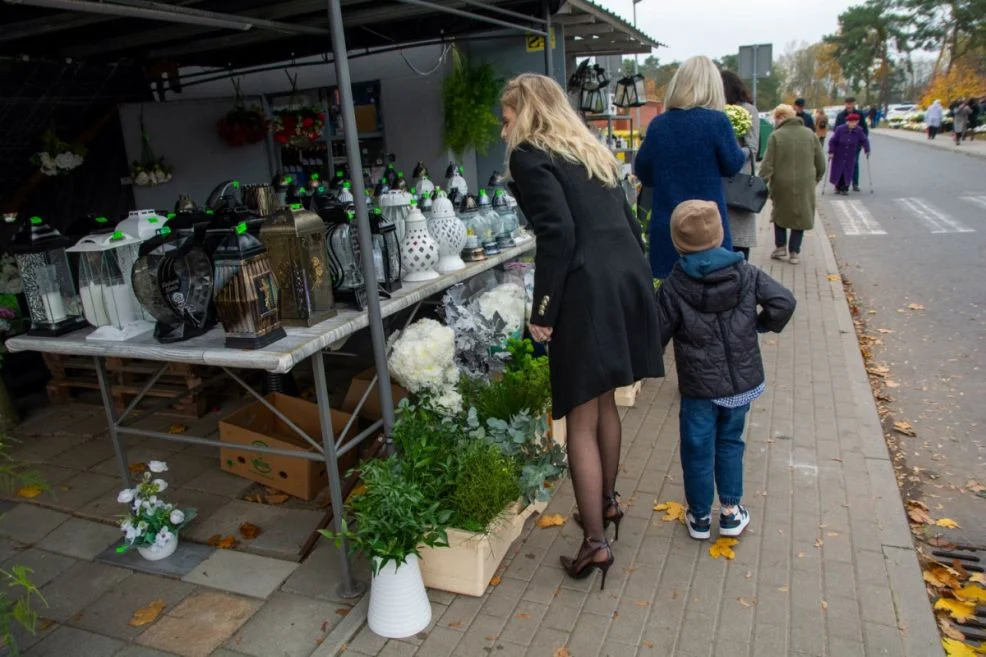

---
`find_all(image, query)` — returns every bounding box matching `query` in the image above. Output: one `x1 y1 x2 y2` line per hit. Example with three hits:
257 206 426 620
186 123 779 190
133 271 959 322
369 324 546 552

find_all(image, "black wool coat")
509 145 664 418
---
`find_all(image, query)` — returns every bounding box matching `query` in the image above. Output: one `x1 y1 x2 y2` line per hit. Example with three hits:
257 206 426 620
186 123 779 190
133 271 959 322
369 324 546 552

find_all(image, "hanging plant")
217 81 268 147
442 46 503 157
130 114 173 187
269 106 325 149
31 125 86 177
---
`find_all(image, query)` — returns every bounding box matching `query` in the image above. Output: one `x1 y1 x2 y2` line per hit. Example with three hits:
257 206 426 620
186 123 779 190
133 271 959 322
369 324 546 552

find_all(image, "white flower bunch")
477 283 526 337
388 318 462 413
0 255 22 295
115 461 194 554
36 150 84 177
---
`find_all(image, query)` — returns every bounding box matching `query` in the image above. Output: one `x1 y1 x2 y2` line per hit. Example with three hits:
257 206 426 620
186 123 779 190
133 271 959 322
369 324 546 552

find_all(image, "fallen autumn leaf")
653 501 686 524
936 518 961 529
709 537 739 560
535 514 566 529
16 485 43 499
128 600 166 627
934 598 975 622
239 522 263 540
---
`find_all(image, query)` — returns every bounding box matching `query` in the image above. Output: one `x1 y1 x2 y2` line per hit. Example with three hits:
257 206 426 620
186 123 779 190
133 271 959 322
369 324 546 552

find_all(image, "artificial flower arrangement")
217 104 268 147
270 106 326 148
0 254 22 296
725 104 753 140
31 126 86 177
130 159 174 187
115 461 196 556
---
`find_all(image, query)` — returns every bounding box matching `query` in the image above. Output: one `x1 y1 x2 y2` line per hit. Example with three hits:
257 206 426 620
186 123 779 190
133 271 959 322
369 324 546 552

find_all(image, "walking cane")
865 153 874 194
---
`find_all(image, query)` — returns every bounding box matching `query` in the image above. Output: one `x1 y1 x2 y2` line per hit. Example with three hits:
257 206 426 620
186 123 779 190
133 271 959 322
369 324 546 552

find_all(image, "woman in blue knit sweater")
635 56 747 280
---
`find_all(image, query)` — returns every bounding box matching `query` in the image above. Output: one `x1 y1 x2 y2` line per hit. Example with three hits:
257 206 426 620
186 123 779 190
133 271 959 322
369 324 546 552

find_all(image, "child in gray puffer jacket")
656 200 796 541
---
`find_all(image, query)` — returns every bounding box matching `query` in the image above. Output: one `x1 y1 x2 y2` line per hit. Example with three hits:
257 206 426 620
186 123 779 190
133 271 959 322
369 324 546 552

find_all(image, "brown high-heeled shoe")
572 491 625 541
560 536 614 591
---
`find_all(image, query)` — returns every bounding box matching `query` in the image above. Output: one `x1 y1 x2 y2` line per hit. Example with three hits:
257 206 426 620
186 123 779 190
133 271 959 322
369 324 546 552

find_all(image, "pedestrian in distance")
794 98 814 131
501 73 665 590
720 69 760 262
759 104 826 265
655 200 796 541
635 56 746 281
814 108 829 146
835 96 869 190
966 97 981 141
953 100 973 145
925 100 944 140
828 112 871 197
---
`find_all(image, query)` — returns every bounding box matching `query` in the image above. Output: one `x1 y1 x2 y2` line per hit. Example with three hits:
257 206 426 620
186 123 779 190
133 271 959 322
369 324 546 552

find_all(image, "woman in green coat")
758 104 826 265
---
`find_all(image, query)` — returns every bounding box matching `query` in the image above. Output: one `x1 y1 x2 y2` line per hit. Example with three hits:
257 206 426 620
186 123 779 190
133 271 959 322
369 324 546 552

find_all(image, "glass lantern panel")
16 249 81 328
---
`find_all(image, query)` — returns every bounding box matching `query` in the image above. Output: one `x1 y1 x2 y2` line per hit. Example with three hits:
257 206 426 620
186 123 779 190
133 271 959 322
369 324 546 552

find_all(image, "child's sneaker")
719 505 750 537
686 510 711 540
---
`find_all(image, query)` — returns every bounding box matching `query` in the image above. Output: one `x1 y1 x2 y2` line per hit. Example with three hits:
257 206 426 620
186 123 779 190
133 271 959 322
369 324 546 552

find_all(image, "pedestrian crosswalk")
826 195 984 236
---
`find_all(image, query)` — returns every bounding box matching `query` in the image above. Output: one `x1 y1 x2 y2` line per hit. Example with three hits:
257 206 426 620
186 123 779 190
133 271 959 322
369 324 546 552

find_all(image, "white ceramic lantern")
117 209 169 242
67 228 154 341
399 200 440 282
426 190 466 273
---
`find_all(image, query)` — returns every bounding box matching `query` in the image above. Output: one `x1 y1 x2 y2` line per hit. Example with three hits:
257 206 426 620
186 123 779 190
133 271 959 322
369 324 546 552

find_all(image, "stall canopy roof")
0 0 659 68
0 0 567 68
558 0 662 57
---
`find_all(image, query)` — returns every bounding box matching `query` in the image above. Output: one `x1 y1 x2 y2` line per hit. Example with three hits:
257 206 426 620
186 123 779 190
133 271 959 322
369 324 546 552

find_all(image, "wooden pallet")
43 353 213 417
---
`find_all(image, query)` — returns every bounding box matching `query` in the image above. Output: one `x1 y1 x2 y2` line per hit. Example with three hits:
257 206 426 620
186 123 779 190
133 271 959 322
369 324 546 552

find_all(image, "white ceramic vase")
367 555 432 639
400 205 440 282
137 533 178 561
427 191 466 273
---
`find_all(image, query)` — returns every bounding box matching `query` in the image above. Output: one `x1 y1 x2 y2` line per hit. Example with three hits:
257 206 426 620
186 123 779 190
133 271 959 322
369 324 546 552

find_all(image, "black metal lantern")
213 222 286 349
579 88 606 114
259 204 336 327
369 207 402 295
614 74 647 108
326 209 367 310
131 225 216 343
591 64 611 89
9 216 88 337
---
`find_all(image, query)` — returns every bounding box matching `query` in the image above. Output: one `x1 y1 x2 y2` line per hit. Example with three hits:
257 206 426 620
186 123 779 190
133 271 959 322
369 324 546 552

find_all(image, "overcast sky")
594 0 859 63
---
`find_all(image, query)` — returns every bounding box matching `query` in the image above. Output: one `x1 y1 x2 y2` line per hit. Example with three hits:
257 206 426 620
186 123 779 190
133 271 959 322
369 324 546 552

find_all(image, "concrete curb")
312 595 369 657
872 128 986 161
816 208 944 656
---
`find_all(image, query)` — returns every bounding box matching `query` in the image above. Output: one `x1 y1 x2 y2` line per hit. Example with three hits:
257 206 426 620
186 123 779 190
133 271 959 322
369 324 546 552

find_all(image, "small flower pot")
137 533 178 561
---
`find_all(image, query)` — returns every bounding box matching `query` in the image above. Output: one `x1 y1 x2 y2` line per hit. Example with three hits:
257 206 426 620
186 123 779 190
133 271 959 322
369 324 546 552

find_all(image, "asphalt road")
817 132 986 548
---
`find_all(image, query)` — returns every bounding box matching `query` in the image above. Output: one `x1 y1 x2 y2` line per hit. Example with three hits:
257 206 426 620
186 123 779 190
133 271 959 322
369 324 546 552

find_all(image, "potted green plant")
442 46 504 158
321 455 450 638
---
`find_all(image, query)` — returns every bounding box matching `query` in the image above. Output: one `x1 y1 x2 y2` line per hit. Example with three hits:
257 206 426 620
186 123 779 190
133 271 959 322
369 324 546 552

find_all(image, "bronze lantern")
213 222 286 349
259 203 336 327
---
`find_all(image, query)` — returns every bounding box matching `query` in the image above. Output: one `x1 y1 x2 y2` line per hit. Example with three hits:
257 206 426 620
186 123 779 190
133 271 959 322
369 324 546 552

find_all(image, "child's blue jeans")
679 397 749 518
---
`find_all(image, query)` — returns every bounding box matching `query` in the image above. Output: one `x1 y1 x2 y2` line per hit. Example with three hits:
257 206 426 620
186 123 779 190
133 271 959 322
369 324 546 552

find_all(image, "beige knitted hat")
670 200 724 254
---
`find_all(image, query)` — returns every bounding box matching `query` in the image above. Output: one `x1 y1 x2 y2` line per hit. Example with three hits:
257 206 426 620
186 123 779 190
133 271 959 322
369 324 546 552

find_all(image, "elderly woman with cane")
828 112 871 196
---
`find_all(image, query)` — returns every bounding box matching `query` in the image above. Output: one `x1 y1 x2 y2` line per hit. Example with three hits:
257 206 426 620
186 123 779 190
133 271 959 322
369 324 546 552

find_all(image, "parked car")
886 103 919 121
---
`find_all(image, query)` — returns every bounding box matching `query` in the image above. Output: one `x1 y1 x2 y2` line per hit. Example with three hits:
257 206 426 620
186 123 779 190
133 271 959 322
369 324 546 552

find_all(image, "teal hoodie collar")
679 247 744 279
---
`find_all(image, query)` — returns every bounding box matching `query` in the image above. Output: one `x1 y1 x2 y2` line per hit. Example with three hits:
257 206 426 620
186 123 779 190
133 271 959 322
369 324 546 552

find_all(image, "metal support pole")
543 0 553 78
752 45 758 105
93 356 130 486
311 352 365 598
327 0 397 445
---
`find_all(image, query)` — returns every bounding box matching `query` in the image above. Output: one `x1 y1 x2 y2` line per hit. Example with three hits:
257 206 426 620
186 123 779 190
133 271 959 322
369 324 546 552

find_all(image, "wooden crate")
43 353 212 417
615 381 643 407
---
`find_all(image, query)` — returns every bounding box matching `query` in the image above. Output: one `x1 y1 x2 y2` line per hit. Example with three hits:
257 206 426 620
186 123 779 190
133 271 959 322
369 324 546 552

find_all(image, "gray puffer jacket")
657 256 795 399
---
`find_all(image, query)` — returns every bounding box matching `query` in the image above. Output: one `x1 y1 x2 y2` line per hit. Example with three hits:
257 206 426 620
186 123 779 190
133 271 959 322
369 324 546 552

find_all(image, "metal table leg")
311 352 366 599
93 356 130 486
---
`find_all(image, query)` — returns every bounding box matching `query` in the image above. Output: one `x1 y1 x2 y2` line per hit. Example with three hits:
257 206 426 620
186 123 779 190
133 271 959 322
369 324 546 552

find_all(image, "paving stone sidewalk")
872 126 986 159
333 213 943 657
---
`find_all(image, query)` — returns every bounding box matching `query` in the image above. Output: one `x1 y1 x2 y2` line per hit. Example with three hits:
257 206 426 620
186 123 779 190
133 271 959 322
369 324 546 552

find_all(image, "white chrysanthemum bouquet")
115 461 196 554
388 318 463 415
725 104 753 139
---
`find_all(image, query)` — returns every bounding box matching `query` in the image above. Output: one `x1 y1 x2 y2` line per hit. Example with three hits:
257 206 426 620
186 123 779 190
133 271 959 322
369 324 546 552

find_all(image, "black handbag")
724 148 768 213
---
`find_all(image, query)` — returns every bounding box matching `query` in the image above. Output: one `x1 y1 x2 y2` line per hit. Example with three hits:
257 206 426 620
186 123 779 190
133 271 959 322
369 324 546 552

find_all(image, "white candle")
42 291 67 322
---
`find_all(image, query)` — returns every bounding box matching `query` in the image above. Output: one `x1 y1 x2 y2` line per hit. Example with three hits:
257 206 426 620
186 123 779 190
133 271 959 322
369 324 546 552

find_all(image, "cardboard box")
341 368 409 421
354 105 378 134
219 393 358 500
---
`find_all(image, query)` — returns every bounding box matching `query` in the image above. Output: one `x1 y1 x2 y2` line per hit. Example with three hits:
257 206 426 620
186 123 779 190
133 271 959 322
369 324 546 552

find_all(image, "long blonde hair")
665 56 726 111
502 73 621 187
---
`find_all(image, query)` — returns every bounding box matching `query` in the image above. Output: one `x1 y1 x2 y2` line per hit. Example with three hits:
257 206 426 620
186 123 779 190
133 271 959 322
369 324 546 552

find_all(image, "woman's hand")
529 324 553 343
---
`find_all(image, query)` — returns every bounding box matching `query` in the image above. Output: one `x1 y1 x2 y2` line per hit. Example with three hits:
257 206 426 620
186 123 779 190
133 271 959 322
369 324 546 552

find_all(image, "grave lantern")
614 74 646 108
213 222 286 349
370 207 403 294
492 189 518 249
67 225 155 341
259 204 336 327
10 216 87 336
326 209 367 310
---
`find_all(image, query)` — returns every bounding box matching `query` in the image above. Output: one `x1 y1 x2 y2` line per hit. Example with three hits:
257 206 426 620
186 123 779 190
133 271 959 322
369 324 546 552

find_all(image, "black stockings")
566 390 622 541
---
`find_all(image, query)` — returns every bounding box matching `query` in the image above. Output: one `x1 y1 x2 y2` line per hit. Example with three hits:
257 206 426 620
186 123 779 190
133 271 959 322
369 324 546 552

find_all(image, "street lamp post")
632 0 643 159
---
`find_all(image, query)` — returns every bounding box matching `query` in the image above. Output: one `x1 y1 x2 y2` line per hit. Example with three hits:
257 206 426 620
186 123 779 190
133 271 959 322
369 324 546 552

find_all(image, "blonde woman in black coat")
502 74 664 588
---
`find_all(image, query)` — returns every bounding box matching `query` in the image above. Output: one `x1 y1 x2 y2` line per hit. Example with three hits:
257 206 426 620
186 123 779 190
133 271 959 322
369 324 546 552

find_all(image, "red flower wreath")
217 105 268 147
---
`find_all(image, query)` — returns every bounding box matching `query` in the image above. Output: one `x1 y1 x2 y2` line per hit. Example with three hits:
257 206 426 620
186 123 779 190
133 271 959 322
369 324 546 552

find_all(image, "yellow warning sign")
525 28 556 52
